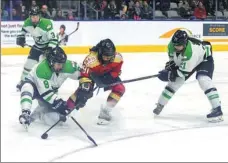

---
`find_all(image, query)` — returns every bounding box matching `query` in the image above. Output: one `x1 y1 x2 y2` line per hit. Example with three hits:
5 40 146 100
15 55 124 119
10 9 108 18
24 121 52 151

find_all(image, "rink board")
1 21 228 55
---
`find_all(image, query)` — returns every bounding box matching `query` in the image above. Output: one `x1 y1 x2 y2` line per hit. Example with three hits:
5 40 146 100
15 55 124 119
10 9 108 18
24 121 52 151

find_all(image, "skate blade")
22 123 29 131
208 116 224 123
153 114 160 118
97 119 110 125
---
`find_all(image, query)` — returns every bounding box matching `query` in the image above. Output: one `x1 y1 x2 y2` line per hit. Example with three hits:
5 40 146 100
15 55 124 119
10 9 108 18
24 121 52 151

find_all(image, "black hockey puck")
41 133 48 139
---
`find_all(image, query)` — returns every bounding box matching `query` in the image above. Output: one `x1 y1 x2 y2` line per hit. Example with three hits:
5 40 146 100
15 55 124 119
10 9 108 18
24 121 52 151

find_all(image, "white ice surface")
1 53 228 162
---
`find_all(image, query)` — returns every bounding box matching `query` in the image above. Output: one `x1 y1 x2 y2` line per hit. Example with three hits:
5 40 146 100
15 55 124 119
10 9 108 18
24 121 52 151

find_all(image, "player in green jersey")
154 30 223 123
16 7 58 90
19 46 81 128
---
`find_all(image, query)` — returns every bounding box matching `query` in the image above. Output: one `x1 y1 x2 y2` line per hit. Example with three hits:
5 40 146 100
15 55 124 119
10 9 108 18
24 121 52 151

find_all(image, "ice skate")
97 105 112 125
153 103 164 115
207 106 223 123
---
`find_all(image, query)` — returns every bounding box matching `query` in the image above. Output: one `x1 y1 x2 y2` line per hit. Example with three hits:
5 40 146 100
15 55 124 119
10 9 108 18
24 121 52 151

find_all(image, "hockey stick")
94 74 159 88
23 43 44 53
70 116 98 146
40 107 77 138
23 22 80 50
41 107 97 146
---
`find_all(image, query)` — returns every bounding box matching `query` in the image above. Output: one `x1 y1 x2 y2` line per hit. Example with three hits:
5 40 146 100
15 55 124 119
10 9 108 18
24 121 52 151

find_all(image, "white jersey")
57 32 67 46
26 59 81 105
18 18 58 48
168 39 212 79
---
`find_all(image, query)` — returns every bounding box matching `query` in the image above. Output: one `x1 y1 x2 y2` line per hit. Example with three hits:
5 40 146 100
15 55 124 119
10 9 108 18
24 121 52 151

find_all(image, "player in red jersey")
67 38 125 125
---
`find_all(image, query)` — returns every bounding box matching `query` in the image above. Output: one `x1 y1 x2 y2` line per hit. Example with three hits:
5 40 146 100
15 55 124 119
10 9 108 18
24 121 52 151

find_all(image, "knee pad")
21 82 35 110
112 84 125 96
21 82 34 96
197 75 214 91
168 77 185 92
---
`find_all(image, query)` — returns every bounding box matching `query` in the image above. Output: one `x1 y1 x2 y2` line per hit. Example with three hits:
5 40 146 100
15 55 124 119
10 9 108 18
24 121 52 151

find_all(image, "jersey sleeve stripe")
22 28 27 33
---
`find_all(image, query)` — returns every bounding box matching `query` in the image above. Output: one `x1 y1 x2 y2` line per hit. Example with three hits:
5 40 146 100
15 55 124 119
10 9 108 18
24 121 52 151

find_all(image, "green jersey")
26 59 81 105
19 18 58 48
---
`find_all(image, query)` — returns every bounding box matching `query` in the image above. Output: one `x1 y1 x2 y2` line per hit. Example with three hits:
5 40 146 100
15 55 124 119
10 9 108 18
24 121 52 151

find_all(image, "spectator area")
1 0 228 21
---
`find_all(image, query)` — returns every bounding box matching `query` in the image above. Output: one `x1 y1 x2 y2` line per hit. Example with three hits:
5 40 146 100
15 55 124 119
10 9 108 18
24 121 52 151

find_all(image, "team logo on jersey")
47 24 52 29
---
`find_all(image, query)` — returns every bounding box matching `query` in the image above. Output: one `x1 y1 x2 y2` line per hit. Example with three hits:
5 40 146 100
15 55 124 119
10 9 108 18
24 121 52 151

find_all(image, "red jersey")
80 51 123 83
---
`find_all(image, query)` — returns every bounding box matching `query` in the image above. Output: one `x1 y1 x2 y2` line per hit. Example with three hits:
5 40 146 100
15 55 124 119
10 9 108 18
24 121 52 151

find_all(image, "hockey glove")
76 82 93 108
165 60 178 71
101 72 121 85
101 73 116 85
16 35 26 47
64 35 68 42
52 98 70 116
19 109 31 125
158 69 177 82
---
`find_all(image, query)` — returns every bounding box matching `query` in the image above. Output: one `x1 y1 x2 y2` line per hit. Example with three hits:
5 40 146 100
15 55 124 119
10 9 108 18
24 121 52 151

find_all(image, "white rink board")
1 21 228 47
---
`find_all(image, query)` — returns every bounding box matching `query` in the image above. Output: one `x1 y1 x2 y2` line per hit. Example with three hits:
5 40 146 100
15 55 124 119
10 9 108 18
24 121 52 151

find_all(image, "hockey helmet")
30 6 40 16
29 6 40 25
98 39 116 64
47 46 67 72
172 29 188 48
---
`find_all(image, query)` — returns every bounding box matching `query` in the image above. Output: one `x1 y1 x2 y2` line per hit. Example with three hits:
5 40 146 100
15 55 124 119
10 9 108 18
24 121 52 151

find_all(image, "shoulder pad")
168 41 175 57
83 52 100 68
23 18 33 27
36 60 52 80
183 41 193 61
39 18 53 31
113 52 123 63
62 60 80 73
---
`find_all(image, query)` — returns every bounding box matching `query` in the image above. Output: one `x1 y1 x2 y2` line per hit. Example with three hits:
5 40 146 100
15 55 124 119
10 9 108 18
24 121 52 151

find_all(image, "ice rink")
1 53 228 162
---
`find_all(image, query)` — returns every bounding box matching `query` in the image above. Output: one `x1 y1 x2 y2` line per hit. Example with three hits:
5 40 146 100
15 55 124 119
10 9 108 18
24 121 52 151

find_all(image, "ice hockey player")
19 46 81 128
154 29 223 122
16 7 59 90
57 24 68 46
66 38 125 125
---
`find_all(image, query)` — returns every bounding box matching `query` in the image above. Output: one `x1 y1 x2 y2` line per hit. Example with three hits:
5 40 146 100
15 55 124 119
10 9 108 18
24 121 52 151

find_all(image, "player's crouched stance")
19 47 80 128
66 39 125 125
154 30 223 123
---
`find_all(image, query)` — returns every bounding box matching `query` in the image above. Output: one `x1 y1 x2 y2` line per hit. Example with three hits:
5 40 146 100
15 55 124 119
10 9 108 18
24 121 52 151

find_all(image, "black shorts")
28 46 46 61
196 56 214 79
185 56 214 80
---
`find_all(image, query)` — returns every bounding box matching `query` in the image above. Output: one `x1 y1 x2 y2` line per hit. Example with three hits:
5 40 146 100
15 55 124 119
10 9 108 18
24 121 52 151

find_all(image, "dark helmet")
98 39 116 63
172 30 188 47
47 46 67 72
30 6 40 16
60 24 66 31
